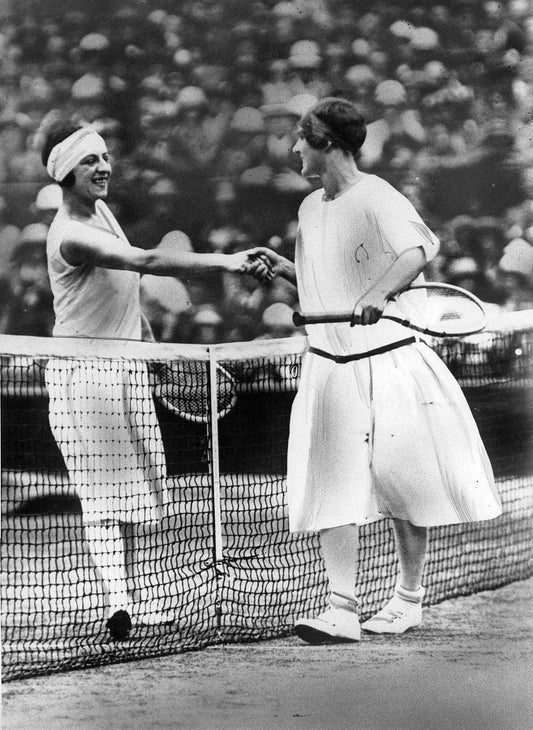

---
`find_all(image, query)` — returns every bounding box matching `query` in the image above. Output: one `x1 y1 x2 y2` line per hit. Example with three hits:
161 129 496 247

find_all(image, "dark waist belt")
308 337 416 364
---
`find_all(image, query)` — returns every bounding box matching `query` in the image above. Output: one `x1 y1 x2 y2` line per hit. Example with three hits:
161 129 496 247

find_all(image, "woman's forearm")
372 247 427 299
276 256 297 285
136 250 229 276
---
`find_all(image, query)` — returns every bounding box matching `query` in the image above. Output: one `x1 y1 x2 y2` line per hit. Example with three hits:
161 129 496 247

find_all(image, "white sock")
396 584 425 604
319 525 359 612
84 523 131 613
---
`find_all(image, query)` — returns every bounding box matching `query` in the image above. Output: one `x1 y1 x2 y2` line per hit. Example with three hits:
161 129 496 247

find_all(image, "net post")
207 349 223 566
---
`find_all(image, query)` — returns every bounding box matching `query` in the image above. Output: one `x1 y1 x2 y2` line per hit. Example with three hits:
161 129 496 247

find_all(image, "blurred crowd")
1 0 533 344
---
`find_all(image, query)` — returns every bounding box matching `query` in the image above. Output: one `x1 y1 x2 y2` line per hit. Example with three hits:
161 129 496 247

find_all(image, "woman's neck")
63 191 98 221
321 156 365 200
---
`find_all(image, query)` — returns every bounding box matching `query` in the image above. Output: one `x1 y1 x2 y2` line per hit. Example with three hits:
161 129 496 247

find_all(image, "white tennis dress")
46 200 167 525
287 176 502 533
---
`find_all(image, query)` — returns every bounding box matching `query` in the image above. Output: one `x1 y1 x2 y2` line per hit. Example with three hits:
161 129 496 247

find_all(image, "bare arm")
61 226 272 278
352 247 427 325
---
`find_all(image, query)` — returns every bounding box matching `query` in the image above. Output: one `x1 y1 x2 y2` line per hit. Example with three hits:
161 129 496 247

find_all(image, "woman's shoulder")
299 187 323 211
361 175 415 211
47 207 72 240
47 208 98 256
362 174 399 196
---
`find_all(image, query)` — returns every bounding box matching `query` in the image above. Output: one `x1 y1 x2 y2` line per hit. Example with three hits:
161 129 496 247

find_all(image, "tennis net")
1 311 532 680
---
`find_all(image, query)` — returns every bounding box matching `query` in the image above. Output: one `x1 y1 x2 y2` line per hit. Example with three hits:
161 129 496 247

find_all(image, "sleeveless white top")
47 200 141 339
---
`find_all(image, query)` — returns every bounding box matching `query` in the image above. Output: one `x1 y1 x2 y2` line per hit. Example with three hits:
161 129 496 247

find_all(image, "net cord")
0 308 531 362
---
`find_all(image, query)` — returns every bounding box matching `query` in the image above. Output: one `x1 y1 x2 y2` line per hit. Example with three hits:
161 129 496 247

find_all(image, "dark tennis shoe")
106 609 132 641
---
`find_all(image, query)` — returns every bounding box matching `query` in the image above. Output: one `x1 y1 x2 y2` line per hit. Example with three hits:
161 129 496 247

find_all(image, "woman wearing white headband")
41 123 272 641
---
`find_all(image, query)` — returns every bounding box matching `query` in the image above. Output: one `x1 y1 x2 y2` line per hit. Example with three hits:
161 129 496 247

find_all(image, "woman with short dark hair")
255 97 501 643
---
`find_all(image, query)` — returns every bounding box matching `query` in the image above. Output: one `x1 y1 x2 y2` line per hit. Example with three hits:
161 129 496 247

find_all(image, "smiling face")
72 146 112 203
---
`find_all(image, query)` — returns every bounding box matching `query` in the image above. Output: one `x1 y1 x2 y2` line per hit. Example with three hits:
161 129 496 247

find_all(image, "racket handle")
292 312 416 328
293 311 353 326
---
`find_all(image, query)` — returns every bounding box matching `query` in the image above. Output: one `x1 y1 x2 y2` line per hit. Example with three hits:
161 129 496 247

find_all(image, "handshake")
226 247 284 283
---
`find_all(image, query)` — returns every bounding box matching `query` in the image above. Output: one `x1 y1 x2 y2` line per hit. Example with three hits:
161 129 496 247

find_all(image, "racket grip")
292 311 353 326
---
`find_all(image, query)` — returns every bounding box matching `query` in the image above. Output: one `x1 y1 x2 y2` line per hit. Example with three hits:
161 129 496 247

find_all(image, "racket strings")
393 286 486 336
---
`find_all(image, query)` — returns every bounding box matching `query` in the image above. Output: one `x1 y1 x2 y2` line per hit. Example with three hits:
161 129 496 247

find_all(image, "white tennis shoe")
362 587 425 634
295 605 361 644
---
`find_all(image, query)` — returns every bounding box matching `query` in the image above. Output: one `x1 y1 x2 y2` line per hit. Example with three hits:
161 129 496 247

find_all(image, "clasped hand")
229 248 281 283
350 289 388 326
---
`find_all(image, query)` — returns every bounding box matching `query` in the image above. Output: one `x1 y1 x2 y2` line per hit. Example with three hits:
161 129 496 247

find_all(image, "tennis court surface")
3 577 532 730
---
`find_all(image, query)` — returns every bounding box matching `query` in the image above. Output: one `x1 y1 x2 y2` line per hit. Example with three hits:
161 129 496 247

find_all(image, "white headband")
46 127 108 182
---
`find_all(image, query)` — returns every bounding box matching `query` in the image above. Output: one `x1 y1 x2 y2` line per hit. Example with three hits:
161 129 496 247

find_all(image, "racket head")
152 360 237 423
391 283 488 337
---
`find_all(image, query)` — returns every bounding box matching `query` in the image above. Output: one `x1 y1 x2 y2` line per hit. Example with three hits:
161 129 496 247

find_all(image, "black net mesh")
1 316 532 681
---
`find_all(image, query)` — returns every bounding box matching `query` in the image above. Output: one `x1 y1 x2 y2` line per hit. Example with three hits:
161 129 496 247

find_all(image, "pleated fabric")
46 360 167 525
287 342 502 533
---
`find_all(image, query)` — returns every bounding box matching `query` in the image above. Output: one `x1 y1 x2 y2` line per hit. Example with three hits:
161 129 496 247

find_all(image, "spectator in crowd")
123 177 185 251
187 304 225 345
0 194 21 278
32 183 63 226
286 40 332 100
222 258 269 343
238 96 315 239
260 59 293 106
198 179 251 255
497 234 533 310
257 302 298 339
505 165 533 238
443 255 503 306
472 217 508 294
360 79 427 185
140 272 191 343
7 125 50 187
0 222 54 336
342 62 379 121
138 228 195 343
0 115 33 182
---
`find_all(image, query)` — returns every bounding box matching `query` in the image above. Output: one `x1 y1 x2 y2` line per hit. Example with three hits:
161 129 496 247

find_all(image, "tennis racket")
152 360 237 423
292 283 487 338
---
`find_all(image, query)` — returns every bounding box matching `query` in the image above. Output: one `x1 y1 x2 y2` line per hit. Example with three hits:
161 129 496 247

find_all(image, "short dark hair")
41 123 83 188
299 97 367 157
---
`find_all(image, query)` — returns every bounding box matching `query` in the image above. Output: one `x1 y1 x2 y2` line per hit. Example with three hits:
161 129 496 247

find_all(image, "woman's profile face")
292 133 324 179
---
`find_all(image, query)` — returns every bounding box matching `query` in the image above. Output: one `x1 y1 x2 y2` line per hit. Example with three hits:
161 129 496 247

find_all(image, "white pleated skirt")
46 360 167 525
287 342 502 533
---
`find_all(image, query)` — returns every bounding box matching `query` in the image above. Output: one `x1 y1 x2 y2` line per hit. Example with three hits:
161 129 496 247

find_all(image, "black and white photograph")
1 1 532 729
